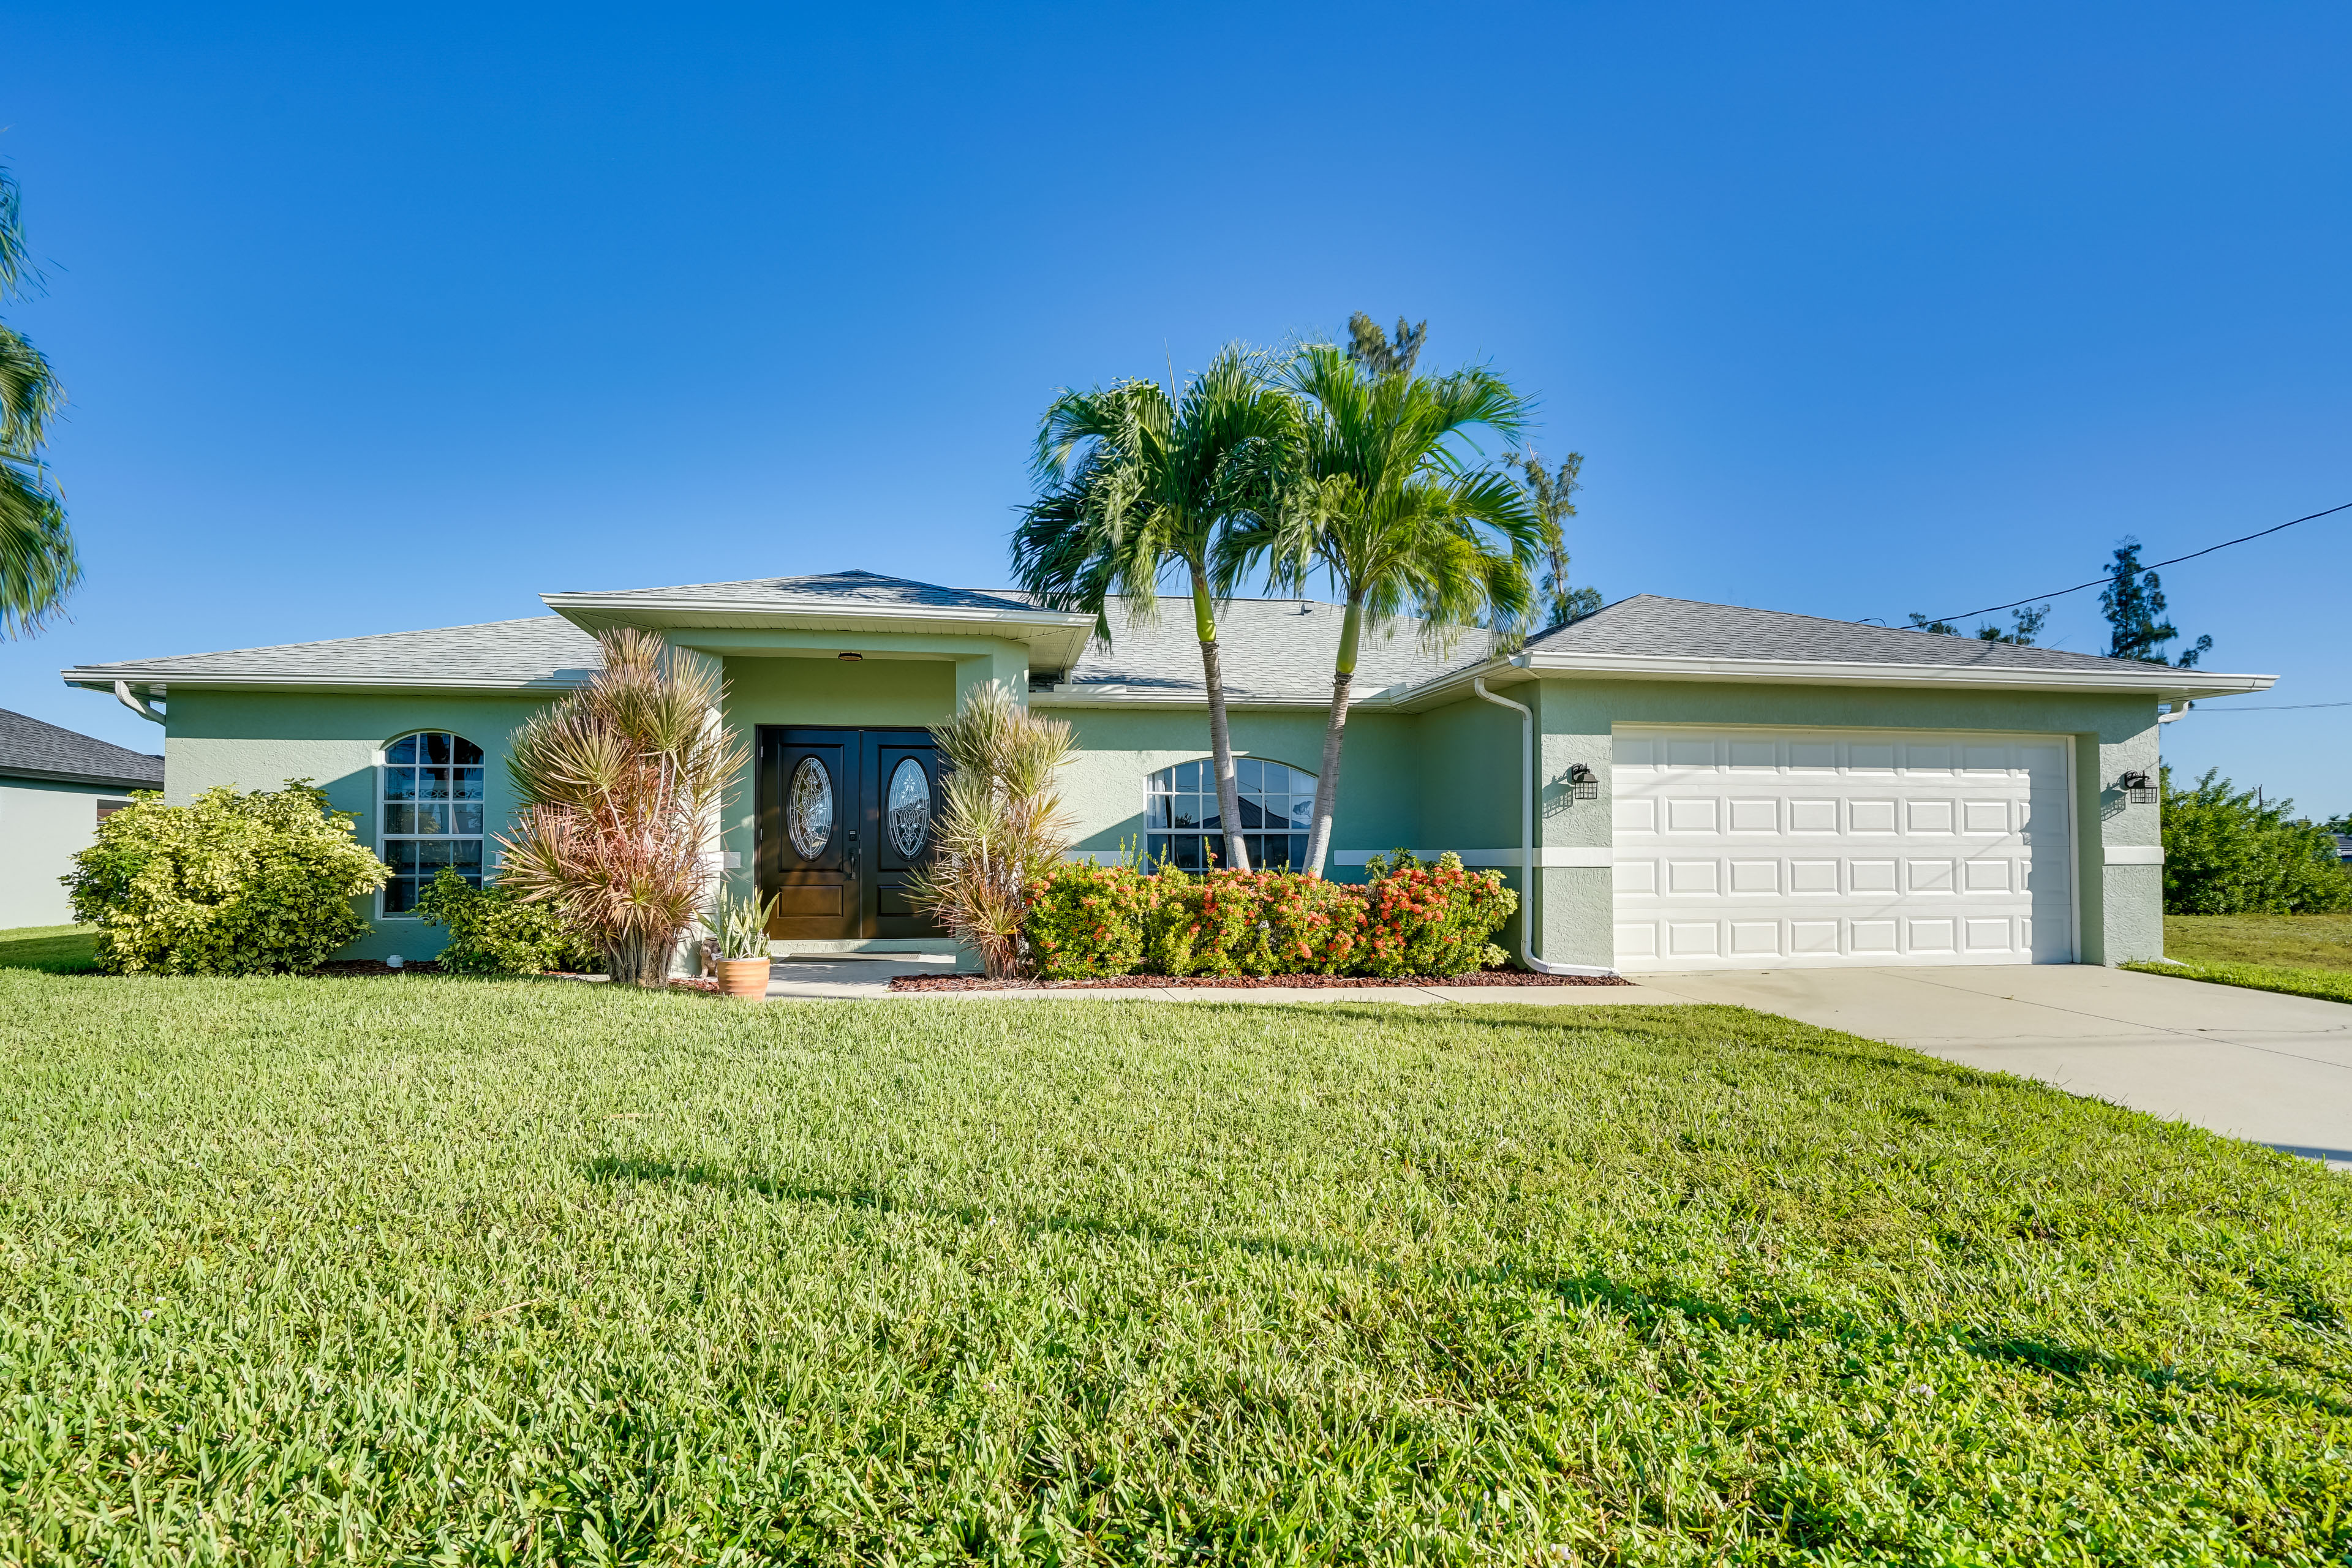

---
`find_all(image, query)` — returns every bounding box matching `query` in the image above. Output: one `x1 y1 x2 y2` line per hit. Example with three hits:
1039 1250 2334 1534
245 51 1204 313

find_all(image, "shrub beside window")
412 867 598 975
1020 852 1513 980
64 780 389 974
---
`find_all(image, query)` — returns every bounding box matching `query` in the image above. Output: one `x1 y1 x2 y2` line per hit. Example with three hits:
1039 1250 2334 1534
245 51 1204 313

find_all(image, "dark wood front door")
758 726 943 941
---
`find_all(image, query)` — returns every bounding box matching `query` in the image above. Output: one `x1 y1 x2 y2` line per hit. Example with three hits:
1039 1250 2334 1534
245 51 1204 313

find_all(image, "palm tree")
1012 346 1300 872
1226 342 1540 876
0 164 79 636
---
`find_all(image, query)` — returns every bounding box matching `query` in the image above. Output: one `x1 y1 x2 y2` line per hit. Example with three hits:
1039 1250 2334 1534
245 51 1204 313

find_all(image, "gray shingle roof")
65 617 602 690
554 570 1041 614
1522 594 2188 674
1055 597 1495 701
0 707 163 788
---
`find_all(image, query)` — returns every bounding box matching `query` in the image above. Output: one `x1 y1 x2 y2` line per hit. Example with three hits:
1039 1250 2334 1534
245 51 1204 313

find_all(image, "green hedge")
63 780 388 975
413 867 599 976
2162 766 2352 914
1023 853 1513 981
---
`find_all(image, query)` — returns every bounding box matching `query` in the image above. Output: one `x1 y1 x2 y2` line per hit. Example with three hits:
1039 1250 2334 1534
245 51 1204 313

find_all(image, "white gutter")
113 681 165 725
2157 701 2192 724
1471 677 1618 978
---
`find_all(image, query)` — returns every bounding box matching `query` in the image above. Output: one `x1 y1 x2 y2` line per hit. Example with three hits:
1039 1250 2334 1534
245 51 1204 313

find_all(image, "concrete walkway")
1642 964 2352 1167
759 953 1695 1005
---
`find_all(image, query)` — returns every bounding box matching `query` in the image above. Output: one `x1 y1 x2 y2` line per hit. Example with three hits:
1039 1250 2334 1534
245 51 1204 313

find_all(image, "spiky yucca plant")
497 628 748 986
905 682 1074 978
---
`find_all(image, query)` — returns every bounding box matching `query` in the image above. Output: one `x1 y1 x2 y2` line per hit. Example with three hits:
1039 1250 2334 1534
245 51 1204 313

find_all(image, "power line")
1921 499 2352 625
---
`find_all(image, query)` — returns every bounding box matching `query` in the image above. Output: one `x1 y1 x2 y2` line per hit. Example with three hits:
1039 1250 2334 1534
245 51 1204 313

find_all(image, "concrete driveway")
1641 965 2352 1167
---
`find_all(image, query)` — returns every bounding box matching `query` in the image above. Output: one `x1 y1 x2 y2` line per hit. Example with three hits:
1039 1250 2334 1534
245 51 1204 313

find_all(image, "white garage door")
1612 726 2074 971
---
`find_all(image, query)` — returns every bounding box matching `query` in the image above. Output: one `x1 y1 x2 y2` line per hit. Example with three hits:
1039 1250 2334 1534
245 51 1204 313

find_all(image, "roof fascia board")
62 672 589 697
1028 688 1341 711
0 764 160 791
544 591 1093 658
663 628 1036 660
1512 650 2276 702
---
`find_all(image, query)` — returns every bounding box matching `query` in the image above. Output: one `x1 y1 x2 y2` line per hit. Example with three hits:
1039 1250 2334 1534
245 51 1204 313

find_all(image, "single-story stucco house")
0 707 165 927
61 570 2272 972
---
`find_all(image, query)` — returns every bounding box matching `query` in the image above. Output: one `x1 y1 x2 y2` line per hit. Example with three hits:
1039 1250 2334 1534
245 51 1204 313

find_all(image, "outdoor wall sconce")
837 651 864 661
2118 770 2158 805
1568 763 1601 801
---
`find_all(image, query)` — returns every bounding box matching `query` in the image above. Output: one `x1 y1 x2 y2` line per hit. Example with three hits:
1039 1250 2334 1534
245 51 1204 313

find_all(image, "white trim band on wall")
1330 848 1613 869
2103 845 2165 865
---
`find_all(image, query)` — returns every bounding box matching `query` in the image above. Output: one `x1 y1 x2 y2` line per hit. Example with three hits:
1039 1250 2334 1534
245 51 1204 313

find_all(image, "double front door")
758 727 944 941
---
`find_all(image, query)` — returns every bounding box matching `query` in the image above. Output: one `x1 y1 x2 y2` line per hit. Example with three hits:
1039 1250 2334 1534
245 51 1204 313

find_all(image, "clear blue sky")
4 2 2347 815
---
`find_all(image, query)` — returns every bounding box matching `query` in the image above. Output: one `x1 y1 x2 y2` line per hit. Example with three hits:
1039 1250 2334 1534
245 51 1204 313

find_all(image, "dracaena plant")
903 681 1075 978
497 628 748 986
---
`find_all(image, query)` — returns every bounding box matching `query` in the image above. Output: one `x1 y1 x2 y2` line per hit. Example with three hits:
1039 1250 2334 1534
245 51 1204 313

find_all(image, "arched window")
1145 756 1315 871
380 731 485 914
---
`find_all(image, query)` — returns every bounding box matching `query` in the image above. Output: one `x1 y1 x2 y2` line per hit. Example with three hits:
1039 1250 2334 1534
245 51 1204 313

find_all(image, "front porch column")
666 642 731 974
954 641 1031 710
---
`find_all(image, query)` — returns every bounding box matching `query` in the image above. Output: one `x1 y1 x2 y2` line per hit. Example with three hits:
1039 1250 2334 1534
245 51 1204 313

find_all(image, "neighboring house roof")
0 707 164 790
61 576 2274 707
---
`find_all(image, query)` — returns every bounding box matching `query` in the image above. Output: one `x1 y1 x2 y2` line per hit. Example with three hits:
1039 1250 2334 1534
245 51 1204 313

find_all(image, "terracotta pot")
715 956 771 998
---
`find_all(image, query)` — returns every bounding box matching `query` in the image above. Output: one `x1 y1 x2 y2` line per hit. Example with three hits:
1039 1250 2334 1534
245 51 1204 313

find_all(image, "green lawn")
0 922 96 973
2165 912 2352 973
1 971 2347 1564
2132 914 2352 1006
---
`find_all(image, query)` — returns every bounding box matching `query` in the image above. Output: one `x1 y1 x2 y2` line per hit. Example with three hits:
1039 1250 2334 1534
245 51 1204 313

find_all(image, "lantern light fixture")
2119 770 2158 805
1568 763 1601 801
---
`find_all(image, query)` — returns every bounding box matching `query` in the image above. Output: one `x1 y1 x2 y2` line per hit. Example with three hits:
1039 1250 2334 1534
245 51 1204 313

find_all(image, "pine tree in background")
1344 313 1427 378
2101 538 2211 667
1501 448 1600 635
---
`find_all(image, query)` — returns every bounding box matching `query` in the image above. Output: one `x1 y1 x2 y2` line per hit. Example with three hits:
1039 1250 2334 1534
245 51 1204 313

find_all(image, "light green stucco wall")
1520 677 2163 970
160 689 565 959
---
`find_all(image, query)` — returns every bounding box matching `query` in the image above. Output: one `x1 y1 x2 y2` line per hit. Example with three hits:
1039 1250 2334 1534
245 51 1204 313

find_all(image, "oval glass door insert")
887 756 931 857
786 756 834 859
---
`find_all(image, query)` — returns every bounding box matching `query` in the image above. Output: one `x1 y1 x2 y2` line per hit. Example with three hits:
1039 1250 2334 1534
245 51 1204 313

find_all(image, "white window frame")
377 730 488 918
1144 756 1317 871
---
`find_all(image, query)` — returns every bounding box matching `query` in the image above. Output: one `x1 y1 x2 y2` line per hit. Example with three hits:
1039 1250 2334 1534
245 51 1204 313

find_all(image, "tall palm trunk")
1191 564 1251 873
1302 595 1363 876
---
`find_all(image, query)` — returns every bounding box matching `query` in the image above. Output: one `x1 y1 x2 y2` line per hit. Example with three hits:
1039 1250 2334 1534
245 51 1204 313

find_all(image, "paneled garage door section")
1612 727 2073 971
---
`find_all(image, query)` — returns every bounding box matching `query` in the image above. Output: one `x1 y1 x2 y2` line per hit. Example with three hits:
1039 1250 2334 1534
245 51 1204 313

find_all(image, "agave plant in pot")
702 888 777 997
700 887 777 997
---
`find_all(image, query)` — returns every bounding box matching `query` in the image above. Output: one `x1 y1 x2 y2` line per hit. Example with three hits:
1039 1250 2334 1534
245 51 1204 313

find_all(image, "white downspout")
1472 676 1619 978
114 681 165 725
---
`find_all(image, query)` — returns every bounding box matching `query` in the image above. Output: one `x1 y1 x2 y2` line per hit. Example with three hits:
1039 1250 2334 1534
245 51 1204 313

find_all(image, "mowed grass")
0 974 2348 1565
2136 914 2352 1006
0 923 96 974
2165 913 2352 973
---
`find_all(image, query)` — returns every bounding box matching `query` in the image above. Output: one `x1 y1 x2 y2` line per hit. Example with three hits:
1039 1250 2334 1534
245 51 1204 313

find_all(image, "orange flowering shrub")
1020 852 1512 979
1144 867 1268 976
1260 870 1368 973
1023 862 1152 979
1354 852 1517 979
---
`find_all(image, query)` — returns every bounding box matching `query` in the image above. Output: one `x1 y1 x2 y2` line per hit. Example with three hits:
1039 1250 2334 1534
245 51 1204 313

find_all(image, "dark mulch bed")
311 959 445 977
891 968 1632 992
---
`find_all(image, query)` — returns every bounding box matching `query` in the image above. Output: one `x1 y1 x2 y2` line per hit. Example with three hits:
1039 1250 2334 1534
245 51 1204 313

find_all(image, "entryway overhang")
541 587 1096 674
